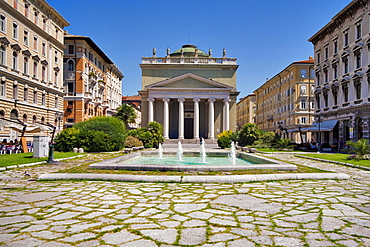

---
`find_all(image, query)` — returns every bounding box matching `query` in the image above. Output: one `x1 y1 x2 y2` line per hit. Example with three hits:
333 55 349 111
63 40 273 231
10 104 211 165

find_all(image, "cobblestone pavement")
0 153 370 246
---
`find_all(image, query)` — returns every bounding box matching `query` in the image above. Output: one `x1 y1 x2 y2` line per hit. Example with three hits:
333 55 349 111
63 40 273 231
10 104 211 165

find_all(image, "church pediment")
146 73 232 90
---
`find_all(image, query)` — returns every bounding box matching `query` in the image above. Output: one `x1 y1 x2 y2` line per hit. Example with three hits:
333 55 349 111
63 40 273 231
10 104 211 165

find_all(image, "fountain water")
229 141 236 165
200 138 206 163
176 141 183 161
158 143 163 159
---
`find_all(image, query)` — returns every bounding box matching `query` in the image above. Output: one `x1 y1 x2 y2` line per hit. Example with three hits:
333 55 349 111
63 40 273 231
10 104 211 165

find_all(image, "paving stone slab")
140 229 178 244
101 230 140 245
179 227 206 245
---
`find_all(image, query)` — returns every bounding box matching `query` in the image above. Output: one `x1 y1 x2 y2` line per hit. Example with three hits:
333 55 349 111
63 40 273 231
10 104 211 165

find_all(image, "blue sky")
47 0 350 99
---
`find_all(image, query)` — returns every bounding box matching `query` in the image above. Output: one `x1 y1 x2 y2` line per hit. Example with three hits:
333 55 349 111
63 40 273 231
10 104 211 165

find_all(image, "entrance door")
184 118 194 139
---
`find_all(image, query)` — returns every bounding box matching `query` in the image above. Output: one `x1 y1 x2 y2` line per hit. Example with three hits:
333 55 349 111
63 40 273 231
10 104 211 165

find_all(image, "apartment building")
0 0 69 140
254 58 315 143
122 95 141 129
309 0 370 148
63 34 123 128
236 93 256 129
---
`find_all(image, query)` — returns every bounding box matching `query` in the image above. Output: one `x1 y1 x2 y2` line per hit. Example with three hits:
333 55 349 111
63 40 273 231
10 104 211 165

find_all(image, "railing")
142 57 237 65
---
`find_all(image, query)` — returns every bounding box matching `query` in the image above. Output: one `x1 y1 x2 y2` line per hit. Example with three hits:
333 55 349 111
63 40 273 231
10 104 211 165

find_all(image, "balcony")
98 80 106 88
89 74 97 85
102 101 109 108
84 92 92 102
141 57 237 65
94 97 102 106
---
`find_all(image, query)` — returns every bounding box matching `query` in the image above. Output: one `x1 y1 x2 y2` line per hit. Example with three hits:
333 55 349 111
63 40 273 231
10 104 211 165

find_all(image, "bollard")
47 143 54 163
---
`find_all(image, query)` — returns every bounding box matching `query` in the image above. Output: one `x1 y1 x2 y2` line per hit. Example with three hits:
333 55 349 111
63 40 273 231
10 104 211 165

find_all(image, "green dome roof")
170 44 208 57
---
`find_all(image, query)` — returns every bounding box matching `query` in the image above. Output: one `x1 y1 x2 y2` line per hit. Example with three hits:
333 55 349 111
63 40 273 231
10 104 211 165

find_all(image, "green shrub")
217 130 234 149
54 128 81 152
273 138 292 151
238 123 261 147
124 136 143 148
346 138 370 160
128 121 164 148
55 116 127 152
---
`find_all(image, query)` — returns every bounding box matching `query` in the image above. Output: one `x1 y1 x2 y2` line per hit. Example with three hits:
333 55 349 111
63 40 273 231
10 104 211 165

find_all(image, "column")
223 97 230 131
163 98 170 139
208 98 215 139
193 98 200 140
147 97 155 124
178 98 185 139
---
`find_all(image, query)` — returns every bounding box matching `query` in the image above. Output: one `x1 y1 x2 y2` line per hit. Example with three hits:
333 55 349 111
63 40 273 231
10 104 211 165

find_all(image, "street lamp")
314 114 323 151
55 112 63 133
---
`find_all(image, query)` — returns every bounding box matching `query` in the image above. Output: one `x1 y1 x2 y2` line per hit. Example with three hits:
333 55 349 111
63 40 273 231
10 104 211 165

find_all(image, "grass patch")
0 152 83 167
297 153 370 168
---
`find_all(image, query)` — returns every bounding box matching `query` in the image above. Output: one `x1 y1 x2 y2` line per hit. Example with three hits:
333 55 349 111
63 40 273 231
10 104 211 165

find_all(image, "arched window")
0 45 5 65
0 110 5 118
0 13 5 32
10 109 18 120
41 116 45 124
23 57 28 74
23 114 27 123
68 60 74 71
33 62 37 78
12 51 18 70
41 66 45 81
12 22 17 39
32 115 36 123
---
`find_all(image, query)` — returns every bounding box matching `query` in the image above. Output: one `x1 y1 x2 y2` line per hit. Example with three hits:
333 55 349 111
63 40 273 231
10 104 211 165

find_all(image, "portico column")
178 98 185 140
163 98 170 139
193 98 200 140
208 98 216 139
147 97 155 124
223 97 230 131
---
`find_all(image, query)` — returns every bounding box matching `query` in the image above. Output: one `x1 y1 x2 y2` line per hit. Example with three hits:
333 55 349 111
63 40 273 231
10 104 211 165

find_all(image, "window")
23 57 28 74
67 82 74 95
41 92 45 106
316 52 321 63
24 87 28 102
300 100 306 109
33 62 37 78
300 85 307 95
33 90 37 104
332 87 338 105
33 36 37 51
324 46 328 60
24 4 28 17
43 19 46 31
310 101 315 109
68 60 74 71
12 83 17 100
334 40 338 54
323 91 328 107
55 96 58 108
344 57 349 73
23 114 27 123
23 30 28 46
354 80 361 99
68 45 74 54
13 0 17 9
324 69 328 83
34 11 38 25
42 42 45 56
301 117 307 124
12 51 18 70
0 14 5 32
54 72 58 85
333 64 338 79
13 22 18 39
0 79 5 97
300 69 307 78
355 51 361 69
0 45 4 65
316 94 321 109
342 83 349 102
344 32 349 47
41 66 45 81
55 28 58 40
356 24 362 39
54 51 58 63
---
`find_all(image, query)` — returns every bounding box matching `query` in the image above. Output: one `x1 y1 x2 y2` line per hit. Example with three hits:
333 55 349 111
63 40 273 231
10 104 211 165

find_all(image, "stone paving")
0 153 370 246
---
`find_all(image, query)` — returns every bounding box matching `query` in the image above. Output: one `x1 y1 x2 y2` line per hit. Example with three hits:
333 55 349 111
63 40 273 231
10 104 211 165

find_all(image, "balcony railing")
142 57 237 65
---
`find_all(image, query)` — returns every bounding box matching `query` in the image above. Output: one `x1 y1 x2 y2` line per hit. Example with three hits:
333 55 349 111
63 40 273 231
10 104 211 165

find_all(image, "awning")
304 120 338 132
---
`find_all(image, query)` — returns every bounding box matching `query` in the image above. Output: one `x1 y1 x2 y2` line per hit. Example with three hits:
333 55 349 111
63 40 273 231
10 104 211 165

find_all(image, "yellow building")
254 58 315 143
63 34 123 128
236 94 256 129
139 44 239 142
0 0 69 141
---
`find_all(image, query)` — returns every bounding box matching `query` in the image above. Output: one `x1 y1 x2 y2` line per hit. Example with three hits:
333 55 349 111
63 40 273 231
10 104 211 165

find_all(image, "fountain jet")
158 143 163 159
200 138 206 163
229 141 236 165
177 141 183 161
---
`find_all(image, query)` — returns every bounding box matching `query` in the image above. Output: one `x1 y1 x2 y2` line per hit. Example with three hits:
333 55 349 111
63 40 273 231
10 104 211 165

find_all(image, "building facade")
309 0 370 148
236 94 256 129
254 58 315 143
63 34 123 128
122 95 141 129
139 44 239 141
0 0 69 140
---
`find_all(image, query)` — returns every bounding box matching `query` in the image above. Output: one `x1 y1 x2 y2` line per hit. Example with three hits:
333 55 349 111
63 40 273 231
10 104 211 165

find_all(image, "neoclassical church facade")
139 44 239 142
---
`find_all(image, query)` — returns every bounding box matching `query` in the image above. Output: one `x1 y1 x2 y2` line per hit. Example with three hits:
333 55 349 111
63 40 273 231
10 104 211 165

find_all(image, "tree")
128 121 164 148
237 123 261 147
114 104 136 127
346 138 370 160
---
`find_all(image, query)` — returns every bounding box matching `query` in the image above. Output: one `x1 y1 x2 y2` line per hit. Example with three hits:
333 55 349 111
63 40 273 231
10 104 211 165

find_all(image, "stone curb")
295 155 370 171
38 172 349 183
0 154 86 171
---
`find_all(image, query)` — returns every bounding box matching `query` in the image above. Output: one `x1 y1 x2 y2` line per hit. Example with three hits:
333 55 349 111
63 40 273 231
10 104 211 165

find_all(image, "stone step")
163 139 217 144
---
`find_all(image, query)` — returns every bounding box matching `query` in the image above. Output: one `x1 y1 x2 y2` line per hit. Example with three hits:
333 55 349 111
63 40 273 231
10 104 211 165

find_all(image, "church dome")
170 44 209 57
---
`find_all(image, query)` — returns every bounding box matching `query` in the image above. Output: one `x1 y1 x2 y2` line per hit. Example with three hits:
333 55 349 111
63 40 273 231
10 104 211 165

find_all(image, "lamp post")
315 115 323 151
55 112 63 133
